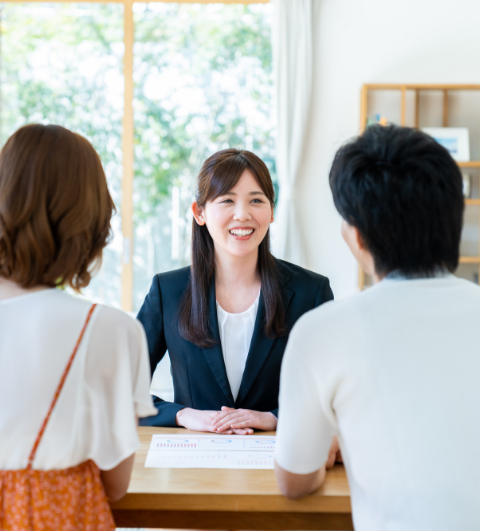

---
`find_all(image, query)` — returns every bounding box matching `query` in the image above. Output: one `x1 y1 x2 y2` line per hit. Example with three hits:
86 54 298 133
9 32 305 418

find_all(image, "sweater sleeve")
275 317 336 474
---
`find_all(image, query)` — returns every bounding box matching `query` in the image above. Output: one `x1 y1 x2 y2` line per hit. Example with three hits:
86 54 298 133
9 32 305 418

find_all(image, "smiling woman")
183 149 283 348
137 149 334 434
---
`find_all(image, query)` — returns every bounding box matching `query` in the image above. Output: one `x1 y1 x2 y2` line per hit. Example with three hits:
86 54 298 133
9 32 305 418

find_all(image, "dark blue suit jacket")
137 258 333 427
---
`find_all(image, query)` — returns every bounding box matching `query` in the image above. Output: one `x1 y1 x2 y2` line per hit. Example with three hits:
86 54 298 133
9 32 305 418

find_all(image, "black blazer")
137 258 333 427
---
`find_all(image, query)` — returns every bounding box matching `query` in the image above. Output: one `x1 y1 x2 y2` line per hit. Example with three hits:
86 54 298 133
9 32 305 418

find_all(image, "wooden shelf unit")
458 162 480 168
359 83 480 289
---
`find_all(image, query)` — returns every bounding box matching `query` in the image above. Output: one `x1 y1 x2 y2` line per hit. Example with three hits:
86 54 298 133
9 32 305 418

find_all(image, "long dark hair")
178 149 286 348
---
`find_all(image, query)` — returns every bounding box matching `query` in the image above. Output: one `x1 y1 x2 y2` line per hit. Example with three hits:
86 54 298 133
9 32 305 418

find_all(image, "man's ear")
342 220 379 282
192 201 205 226
353 225 366 251
341 220 358 252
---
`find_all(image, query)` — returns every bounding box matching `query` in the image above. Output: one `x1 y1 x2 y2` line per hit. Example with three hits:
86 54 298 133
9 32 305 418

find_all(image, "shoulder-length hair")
178 149 286 349
0 124 115 290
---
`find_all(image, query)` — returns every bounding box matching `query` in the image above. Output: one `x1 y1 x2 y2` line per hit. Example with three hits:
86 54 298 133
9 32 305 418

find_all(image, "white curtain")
271 0 313 266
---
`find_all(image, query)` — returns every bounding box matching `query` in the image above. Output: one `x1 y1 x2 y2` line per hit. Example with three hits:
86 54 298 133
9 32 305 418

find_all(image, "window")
133 2 275 310
1 2 124 306
0 1 274 311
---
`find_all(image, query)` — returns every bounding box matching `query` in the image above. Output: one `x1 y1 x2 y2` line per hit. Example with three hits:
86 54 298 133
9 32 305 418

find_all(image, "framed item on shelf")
462 173 471 198
359 84 480 291
421 127 470 162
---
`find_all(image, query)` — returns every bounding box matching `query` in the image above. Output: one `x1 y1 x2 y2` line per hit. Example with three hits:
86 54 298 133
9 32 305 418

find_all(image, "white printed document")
145 434 276 469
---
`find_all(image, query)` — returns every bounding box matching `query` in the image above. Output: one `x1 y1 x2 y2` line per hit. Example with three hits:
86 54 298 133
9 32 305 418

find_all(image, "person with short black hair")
331 124 464 278
275 125 480 531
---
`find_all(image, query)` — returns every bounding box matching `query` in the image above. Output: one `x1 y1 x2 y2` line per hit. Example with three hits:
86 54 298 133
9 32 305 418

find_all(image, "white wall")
301 0 480 299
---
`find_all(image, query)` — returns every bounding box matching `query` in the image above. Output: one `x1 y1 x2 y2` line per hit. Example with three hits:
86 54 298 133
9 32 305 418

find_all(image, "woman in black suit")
138 149 333 433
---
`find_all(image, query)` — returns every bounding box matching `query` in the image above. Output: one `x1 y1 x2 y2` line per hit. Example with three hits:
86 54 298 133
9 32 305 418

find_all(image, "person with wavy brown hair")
138 148 334 433
0 124 156 530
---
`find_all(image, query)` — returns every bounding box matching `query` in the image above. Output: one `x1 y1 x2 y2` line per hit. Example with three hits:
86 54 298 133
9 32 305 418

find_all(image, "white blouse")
216 293 260 401
0 289 157 471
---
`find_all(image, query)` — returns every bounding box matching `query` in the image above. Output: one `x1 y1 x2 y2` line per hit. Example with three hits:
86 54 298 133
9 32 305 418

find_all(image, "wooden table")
110 427 353 530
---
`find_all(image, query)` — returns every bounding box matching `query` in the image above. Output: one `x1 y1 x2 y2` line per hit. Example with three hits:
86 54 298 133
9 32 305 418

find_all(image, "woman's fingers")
230 418 252 428
216 417 251 431
214 417 243 431
228 414 256 428
209 409 272 432
215 420 240 432
211 409 260 432
212 414 231 425
213 411 244 427
232 428 253 435
212 408 239 425
214 425 234 434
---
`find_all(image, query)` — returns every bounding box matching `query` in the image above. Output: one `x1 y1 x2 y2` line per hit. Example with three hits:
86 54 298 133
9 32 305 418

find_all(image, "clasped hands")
176 406 277 434
176 408 343 467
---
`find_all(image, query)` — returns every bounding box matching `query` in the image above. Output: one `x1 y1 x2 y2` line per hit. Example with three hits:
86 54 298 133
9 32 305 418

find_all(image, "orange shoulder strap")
27 303 97 469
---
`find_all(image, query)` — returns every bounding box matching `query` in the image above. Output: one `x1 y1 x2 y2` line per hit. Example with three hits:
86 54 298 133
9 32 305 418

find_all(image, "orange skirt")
0 459 115 531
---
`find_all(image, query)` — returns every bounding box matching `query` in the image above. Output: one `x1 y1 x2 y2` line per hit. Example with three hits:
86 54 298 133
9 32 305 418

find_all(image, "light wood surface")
459 256 480 264
458 161 480 168
364 83 480 90
414 89 420 128
110 427 353 530
443 89 449 127
5 0 269 4
400 86 406 126
357 85 368 291
121 0 134 312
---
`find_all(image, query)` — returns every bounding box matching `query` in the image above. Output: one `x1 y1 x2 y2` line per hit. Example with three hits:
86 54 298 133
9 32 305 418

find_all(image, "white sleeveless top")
216 293 260 401
0 289 157 471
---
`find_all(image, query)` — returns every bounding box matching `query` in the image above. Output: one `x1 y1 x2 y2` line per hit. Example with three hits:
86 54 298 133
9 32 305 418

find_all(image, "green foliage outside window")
0 2 275 309
133 3 275 218
0 3 124 306
133 3 275 310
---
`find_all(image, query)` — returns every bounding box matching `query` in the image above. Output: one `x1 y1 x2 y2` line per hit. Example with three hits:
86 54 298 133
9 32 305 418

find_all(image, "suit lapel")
202 280 235 406
235 266 294 406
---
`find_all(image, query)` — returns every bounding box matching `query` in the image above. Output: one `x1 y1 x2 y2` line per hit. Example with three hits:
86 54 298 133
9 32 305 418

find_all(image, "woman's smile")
193 168 274 259
229 227 255 240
